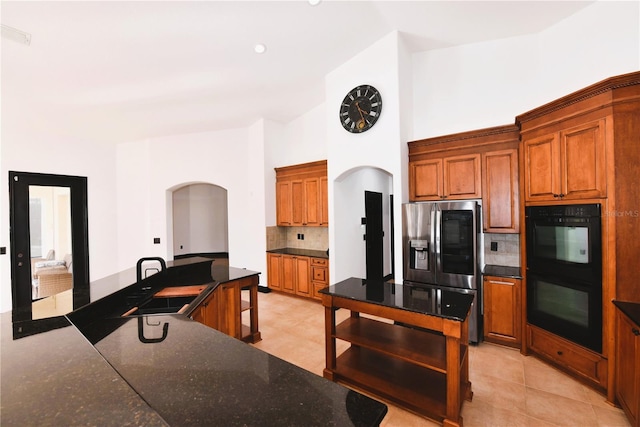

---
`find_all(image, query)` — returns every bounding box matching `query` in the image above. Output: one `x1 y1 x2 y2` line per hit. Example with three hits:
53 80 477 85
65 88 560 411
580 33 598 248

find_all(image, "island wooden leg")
323 301 336 381
443 319 463 427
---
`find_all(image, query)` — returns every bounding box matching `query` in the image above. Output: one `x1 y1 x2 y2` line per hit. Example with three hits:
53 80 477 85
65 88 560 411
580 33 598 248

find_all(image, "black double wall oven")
525 204 602 352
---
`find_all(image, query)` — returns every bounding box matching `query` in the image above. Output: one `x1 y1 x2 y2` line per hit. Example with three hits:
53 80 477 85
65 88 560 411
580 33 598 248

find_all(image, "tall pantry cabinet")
516 71 640 403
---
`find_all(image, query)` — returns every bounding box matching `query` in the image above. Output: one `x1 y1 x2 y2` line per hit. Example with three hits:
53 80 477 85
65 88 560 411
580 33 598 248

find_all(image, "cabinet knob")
632 328 640 336
557 350 563 356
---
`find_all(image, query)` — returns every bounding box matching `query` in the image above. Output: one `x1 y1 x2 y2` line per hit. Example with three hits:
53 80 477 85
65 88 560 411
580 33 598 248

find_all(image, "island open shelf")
321 278 473 427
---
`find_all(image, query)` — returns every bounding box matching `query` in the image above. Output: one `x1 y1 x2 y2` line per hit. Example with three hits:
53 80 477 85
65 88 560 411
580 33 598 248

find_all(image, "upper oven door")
525 205 601 284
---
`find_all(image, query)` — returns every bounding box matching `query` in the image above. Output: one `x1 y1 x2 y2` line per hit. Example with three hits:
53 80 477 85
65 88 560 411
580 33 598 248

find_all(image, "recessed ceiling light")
254 43 267 54
308 0 321 6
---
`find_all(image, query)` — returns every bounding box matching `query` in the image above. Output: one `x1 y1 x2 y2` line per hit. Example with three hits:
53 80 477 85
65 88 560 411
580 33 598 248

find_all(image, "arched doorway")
332 166 394 283
172 183 229 262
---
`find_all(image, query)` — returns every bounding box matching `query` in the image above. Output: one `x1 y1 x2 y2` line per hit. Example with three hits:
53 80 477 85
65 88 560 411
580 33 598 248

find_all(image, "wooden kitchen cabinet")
267 252 328 301
527 323 607 391
408 124 520 232
190 275 261 343
517 72 640 401
281 254 311 297
615 305 640 427
275 160 328 227
483 275 521 348
267 253 283 291
522 119 607 202
311 257 329 300
482 148 519 233
409 154 480 201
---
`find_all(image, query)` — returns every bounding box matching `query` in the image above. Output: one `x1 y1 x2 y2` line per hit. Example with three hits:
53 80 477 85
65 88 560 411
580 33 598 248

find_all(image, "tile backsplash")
484 233 520 267
266 227 519 267
266 226 329 251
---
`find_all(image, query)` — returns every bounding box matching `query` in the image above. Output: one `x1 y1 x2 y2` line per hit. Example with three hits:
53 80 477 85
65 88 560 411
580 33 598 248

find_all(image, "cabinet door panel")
291 180 305 226
304 178 320 226
484 277 520 344
295 257 311 296
483 149 519 233
267 254 282 291
524 134 560 201
443 154 481 199
410 159 442 200
217 283 240 339
276 181 292 225
561 120 607 199
282 255 296 293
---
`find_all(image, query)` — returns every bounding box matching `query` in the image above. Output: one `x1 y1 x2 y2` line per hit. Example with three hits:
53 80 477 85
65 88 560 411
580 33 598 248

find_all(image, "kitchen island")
321 278 474 427
1 258 387 426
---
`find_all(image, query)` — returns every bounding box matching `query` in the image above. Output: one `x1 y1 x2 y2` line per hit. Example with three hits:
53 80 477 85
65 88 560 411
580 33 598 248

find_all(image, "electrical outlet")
0 247 6 255
154 237 161 244
300 234 304 240
490 241 498 252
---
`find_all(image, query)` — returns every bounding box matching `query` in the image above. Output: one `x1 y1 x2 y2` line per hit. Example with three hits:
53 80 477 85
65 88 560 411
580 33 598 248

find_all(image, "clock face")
339 85 382 133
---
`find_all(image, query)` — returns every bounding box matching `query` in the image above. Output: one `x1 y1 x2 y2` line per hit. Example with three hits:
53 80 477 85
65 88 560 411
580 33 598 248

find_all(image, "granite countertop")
613 300 640 327
267 247 329 259
483 264 522 279
320 277 474 322
1 259 387 426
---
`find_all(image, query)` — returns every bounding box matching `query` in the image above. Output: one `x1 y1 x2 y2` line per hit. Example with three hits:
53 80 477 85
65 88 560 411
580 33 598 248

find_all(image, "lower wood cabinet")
311 257 329 300
267 252 329 300
483 275 521 348
527 323 607 391
190 275 261 343
616 307 640 427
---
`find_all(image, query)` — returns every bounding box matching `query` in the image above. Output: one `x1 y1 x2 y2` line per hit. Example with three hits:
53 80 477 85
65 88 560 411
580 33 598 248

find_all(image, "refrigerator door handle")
433 205 441 275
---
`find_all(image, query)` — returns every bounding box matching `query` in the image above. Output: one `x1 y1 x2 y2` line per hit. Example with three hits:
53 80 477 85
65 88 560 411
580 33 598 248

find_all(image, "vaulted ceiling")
1 1 593 143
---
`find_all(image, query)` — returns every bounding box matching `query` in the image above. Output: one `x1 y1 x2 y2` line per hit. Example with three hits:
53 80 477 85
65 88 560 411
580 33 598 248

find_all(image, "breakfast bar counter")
1 259 387 426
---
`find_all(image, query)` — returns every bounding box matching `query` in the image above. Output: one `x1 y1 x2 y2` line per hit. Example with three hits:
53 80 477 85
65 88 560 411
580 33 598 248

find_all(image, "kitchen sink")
134 296 196 315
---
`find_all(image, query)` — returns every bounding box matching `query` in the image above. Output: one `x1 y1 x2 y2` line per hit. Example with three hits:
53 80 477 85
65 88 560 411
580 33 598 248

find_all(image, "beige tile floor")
250 291 631 427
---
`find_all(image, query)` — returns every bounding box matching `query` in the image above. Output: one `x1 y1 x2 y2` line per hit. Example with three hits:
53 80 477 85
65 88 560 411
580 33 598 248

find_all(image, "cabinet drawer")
311 257 328 267
528 324 607 389
312 266 327 282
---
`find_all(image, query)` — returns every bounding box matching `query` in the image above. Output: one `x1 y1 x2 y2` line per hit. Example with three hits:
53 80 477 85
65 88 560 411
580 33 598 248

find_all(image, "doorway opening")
333 167 394 283
171 183 229 264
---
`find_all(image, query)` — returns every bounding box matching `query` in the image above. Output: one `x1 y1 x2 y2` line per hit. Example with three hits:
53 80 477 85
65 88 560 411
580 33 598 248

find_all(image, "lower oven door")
527 272 602 353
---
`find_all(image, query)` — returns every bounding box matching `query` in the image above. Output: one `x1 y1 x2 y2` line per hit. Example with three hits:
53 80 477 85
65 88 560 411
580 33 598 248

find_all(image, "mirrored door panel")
29 185 73 319
9 171 89 328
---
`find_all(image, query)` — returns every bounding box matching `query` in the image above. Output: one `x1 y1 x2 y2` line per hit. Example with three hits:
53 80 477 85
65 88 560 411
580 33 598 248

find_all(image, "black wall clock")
339 85 382 133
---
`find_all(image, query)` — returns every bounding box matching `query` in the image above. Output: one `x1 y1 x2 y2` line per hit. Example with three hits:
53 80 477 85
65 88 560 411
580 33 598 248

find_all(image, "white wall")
1 131 118 313
326 31 405 284
412 0 639 139
115 127 266 276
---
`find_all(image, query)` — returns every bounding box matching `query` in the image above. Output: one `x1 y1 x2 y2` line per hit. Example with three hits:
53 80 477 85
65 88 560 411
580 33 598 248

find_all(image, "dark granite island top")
320 276 475 321
1 259 387 426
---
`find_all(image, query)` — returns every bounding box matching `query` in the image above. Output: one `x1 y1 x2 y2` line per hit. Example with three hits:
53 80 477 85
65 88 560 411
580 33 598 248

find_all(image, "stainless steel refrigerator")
402 200 484 343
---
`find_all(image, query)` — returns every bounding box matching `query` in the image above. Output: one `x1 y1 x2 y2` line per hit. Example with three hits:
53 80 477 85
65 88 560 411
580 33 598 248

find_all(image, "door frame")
9 171 90 324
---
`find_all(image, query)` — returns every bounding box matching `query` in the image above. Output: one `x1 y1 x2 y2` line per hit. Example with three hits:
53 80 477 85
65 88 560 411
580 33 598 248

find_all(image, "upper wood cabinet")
482 148 520 233
275 160 328 227
522 119 607 202
408 124 520 233
409 153 480 201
